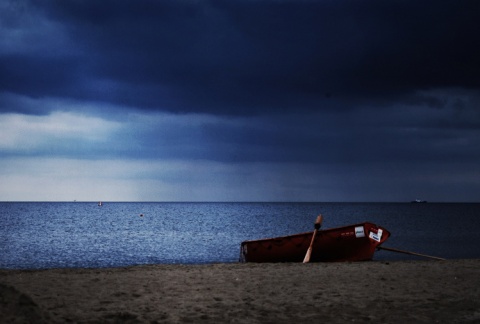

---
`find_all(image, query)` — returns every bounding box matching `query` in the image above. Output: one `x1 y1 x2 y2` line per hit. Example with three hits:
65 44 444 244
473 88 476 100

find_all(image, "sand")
1 259 480 323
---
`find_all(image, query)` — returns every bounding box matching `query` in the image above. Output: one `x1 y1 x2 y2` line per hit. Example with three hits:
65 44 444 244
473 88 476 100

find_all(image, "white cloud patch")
0 111 122 151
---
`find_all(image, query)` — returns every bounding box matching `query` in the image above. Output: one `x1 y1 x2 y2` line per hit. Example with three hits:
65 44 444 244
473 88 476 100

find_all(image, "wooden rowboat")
239 221 390 263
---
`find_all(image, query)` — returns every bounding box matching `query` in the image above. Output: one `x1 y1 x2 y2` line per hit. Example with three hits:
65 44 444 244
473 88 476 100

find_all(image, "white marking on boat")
355 226 365 238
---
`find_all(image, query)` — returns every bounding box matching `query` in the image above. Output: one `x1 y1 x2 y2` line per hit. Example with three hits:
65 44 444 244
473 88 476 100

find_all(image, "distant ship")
411 199 427 203
98 201 103 206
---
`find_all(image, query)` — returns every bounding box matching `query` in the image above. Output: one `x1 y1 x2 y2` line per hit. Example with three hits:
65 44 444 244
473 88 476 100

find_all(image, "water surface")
1 202 479 269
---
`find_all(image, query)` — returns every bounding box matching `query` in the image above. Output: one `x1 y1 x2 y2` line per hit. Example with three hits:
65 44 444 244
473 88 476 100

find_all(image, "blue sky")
1 0 479 202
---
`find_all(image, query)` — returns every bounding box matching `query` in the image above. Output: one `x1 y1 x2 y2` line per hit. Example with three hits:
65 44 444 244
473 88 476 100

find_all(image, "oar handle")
314 215 323 229
303 214 323 263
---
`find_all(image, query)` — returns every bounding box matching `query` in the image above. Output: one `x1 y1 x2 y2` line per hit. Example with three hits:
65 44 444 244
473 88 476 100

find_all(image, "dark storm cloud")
2 0 479 115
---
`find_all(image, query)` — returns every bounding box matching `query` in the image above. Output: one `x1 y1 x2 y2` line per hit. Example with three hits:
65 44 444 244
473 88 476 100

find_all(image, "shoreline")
1 259 480 323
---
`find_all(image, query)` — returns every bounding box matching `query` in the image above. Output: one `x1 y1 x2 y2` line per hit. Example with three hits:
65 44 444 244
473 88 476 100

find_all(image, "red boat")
239 221 390 263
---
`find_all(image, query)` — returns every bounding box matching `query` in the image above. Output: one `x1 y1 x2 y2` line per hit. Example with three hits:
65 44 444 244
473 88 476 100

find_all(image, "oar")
303 215 323 263
377 246 446 261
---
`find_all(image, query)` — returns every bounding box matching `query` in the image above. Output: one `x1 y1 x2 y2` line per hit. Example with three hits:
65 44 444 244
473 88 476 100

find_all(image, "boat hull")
240 222 390 263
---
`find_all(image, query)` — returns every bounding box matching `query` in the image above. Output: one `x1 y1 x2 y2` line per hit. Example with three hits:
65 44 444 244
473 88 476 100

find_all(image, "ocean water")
1 202 479 269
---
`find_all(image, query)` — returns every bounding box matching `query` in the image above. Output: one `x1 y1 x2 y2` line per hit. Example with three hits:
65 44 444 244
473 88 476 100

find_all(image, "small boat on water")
239 217 390 263
411 199 427 203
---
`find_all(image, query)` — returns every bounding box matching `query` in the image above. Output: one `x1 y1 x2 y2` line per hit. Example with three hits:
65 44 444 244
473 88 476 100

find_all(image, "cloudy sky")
1 0 479 202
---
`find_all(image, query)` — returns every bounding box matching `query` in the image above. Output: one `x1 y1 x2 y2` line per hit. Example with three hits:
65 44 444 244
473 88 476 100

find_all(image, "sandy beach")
1 259 479 323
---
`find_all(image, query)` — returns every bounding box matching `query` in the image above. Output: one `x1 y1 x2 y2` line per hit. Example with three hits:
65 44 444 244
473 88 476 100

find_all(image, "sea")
1 202 479 269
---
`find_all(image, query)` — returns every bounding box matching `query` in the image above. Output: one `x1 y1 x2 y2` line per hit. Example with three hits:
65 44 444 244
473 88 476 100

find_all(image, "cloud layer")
1 0 479 201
